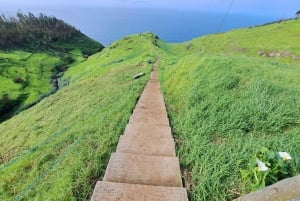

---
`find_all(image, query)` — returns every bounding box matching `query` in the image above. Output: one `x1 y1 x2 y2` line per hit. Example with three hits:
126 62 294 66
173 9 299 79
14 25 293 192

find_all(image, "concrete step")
145 82 160 87
129 114 169 126
138 98 165 106
141 87 162 91
116 135 176 157
135 101 166 110
91 181 188 201
150 71 157 79
124 123 172 138
130 109 169 121
132 108 168 116
140 91 163 97
141 87 160 93
137 96 165 101
139 90 164 97
129 113 169 126
135 103 166 112
130 98 170 131
131 111 168 120
103 153 183 187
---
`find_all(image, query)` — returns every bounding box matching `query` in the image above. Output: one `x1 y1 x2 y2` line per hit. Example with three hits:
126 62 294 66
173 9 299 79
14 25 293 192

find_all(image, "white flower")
278 152 292 160
256 159 268 172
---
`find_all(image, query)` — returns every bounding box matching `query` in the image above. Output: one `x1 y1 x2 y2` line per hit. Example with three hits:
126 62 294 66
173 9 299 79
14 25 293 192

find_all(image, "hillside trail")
91 57 188 201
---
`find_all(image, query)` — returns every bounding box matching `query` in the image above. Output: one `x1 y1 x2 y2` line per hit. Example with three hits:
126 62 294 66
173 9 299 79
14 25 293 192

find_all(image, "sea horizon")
1 6 282 46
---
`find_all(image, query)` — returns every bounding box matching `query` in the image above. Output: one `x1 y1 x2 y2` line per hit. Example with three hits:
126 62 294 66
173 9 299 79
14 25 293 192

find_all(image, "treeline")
0 12 81 49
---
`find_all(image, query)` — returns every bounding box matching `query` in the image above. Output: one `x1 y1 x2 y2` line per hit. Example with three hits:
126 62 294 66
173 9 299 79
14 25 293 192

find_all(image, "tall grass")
159 20 300 200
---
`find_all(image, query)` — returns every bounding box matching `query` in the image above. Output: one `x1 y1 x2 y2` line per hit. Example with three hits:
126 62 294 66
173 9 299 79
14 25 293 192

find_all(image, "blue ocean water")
2 6 275 46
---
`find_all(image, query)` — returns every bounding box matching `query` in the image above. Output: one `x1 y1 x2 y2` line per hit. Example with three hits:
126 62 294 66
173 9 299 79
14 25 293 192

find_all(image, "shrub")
240 147 296 193
13 77 24 83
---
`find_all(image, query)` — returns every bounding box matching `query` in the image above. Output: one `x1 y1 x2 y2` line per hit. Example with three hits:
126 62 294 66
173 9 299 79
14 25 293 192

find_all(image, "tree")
296 10 300 19
0 12 81 49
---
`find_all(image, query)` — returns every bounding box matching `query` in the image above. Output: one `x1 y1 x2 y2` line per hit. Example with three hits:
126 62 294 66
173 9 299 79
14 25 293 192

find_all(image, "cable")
216 0 235 33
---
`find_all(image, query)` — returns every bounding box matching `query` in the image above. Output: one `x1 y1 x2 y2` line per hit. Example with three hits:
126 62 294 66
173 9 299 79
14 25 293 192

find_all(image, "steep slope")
0 33 157 200
158 19 300 200
0 13 103 122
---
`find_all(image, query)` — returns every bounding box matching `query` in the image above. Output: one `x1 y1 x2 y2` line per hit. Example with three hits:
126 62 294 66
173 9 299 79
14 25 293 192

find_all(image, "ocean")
2 6 276 46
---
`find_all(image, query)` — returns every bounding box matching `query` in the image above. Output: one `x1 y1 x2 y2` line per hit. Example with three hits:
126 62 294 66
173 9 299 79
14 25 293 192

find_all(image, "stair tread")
91 181 188 201
117 135 176 157
129 118 169 126
124 123 172 138
103 153 182 187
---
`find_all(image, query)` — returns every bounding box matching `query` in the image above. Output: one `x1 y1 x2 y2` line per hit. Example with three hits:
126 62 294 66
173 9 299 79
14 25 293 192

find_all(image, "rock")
133 72 145 79
268 52 276 57
257 51 264 56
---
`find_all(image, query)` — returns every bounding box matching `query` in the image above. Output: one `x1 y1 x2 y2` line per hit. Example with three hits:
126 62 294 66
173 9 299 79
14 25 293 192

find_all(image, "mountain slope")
0 13 103 122
158 19 300 200
0 33 157 200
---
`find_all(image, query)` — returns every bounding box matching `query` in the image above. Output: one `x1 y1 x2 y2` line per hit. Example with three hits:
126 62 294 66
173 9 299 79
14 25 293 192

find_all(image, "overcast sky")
1 0 300 18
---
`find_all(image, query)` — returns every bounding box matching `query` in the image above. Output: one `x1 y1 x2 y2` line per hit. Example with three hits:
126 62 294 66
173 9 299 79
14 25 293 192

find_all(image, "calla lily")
278 152 292 160
256 159 268 172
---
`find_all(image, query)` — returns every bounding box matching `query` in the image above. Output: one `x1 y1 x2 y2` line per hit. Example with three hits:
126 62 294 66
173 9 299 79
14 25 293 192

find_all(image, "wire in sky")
216 0 235 33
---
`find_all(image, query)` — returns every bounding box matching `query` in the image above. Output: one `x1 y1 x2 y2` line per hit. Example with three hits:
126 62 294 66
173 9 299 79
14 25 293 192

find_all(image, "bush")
13 77 24 83
240 147 296 193
0 94 18 115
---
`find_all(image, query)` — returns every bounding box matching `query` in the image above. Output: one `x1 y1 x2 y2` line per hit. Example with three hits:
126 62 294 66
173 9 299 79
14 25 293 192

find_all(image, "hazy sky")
1 0 300 17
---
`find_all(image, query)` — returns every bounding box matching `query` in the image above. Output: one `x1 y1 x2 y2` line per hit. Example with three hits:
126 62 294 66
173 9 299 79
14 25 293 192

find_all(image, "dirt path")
91 58 188 201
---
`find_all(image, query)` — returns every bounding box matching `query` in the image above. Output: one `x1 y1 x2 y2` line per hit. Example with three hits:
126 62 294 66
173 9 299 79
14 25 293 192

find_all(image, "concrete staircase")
91 59 188 201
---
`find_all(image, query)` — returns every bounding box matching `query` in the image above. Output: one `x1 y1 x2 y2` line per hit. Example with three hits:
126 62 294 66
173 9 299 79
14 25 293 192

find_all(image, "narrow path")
91 58 188 201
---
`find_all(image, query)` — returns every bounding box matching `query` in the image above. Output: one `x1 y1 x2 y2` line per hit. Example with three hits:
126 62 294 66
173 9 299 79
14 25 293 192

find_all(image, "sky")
1 0 300 45
1 0 300 18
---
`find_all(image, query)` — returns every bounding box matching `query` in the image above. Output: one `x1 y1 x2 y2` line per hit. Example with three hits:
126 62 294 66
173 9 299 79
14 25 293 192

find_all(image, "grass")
0 51 59 102
190 19 300 57
63 33 157 83
1 18 300 201
0 33 157 200
158 19 300 200
0 34 102 122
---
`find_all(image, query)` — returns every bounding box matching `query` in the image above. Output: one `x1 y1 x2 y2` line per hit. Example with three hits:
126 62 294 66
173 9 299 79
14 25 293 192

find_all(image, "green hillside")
0 13 103 122
0 33 157 200
158 19 300 200
0 19 300 200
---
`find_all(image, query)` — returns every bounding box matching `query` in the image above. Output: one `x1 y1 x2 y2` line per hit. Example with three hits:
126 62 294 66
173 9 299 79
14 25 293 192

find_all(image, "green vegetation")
158 19 300 200
1 17 300 200
296 10 300 18
0 33 157 200
240 148 294 192
0 13 103 121
0 12 91 51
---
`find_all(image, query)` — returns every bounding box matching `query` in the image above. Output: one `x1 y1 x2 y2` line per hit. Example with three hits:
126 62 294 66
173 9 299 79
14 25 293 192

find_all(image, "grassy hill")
0 13 103 122
0 33 157 200
0 19 299 200
158 19 300 200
